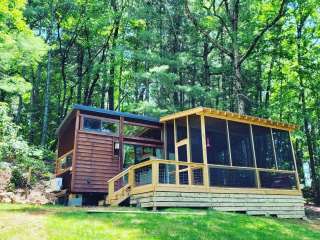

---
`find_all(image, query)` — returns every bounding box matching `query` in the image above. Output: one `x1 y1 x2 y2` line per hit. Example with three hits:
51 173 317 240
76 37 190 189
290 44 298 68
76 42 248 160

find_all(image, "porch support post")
289 132 301 191
200 114 209 188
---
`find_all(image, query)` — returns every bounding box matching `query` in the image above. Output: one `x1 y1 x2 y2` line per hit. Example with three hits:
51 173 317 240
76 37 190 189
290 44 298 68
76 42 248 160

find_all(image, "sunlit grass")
0 204 319 240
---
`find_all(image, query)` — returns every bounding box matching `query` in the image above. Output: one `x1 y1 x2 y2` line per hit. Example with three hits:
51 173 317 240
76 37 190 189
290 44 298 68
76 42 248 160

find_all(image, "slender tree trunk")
41 0 53 147
77 45 84 103
41 49 52 146
296 15 320 204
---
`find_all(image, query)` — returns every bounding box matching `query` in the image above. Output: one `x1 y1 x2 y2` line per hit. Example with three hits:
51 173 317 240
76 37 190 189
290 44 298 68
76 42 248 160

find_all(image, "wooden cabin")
55 105 305 218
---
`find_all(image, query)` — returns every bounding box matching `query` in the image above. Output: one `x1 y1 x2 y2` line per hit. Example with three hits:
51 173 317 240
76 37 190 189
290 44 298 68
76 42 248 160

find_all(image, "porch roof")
160 107 297 131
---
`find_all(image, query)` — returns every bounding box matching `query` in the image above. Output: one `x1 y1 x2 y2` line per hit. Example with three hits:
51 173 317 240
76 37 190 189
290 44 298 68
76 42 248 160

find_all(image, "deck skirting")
130 191 305 218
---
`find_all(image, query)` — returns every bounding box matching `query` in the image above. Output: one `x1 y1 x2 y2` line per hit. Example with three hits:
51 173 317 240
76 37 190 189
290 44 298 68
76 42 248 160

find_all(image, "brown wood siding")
58 117 75 157
72 131 120 193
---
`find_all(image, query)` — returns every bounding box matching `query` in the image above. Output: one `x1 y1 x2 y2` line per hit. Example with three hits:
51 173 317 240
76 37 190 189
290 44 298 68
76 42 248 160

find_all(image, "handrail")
107 159 300 205
55 149 74 174
57 149 74 162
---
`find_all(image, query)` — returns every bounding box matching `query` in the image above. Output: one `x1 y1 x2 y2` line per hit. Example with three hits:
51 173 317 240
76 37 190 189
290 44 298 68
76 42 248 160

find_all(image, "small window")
84 118 101 131
83 117 119 135
101 121 119 134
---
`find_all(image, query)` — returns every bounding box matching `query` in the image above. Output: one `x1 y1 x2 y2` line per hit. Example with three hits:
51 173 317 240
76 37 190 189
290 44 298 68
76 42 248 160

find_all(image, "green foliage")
0 103 52 187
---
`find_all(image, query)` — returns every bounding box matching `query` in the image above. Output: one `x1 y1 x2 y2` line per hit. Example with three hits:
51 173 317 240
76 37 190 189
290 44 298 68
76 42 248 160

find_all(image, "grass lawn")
0 204 319 240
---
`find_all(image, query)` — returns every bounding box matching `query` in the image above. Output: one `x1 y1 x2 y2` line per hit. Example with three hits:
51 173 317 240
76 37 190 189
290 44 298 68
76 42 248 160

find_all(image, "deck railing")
55 150 73 175
107 159 300 205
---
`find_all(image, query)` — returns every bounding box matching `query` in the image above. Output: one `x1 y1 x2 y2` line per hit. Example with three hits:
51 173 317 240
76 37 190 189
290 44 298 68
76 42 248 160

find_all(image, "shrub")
0 103 52 189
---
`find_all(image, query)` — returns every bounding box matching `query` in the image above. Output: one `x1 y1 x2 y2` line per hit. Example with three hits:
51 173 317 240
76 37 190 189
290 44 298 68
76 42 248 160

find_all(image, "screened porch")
107 108 300 206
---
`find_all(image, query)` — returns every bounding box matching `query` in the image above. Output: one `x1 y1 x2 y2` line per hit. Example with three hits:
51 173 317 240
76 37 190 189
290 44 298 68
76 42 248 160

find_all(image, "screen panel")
228 121 254 167
272 129 295 170
189 115 203 163
259 171 297 189
209 167 256 188
165 121 175 160
176 117 187 141
205 117 230 165
252 125 276 169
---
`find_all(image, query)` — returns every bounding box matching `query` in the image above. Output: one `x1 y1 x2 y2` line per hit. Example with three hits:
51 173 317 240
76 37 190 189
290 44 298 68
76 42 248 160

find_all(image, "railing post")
200 115 210 188
108 181 114 200
152 161 159 187
128 168 134 187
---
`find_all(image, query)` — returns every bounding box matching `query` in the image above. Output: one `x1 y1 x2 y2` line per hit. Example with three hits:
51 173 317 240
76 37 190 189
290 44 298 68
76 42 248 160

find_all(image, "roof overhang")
56 104 161 135
160 107 297 132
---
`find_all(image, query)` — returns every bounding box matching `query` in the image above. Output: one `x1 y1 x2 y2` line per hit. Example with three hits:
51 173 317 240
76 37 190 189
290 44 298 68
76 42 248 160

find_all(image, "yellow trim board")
160 107 297 131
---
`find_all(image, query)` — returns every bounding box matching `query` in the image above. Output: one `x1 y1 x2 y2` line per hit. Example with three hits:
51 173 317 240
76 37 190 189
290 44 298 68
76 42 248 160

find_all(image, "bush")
0 103 52 189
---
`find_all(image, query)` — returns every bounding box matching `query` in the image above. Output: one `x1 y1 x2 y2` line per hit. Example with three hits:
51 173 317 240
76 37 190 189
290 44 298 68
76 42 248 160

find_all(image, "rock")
0 168 11 192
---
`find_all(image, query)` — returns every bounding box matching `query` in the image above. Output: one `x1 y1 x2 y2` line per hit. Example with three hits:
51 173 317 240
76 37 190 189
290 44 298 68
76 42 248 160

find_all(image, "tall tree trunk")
41 49 52 146
41 0 54 147
77 45 84 103
108 0 121 110
296 15 320 204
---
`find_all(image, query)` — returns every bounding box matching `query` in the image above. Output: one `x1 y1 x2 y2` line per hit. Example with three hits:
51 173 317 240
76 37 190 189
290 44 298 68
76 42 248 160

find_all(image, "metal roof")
73 104 159 123
56 104 160 135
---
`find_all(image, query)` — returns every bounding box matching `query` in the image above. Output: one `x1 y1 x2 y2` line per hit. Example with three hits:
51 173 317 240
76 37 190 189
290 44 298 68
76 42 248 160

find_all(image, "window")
189 115 203 163
205 117 230 165
259 171 297 189
209 168 256 188
123 144 163 168
272 129 295 170
176 117 187 141
166 121 175 160
252 125 276 169
83 117 119 135
228 121 254 167
124 124 161 140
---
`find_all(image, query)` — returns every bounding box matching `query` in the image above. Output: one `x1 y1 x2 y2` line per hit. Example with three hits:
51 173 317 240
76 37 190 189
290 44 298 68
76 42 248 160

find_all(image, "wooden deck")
106 159 305 218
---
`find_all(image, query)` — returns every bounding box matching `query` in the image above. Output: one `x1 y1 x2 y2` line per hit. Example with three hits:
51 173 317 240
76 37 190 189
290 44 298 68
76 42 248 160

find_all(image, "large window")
124 124 161 141
83 117 119 135
252 125 276 169
123 144 163 168
205 117 230 165
228 121 254 167
272 129 295 170
188 115 203 163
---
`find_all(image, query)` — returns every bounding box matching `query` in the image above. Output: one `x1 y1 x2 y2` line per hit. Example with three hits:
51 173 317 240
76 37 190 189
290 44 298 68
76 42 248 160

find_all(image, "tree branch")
239 0 287 65
184 0 233 58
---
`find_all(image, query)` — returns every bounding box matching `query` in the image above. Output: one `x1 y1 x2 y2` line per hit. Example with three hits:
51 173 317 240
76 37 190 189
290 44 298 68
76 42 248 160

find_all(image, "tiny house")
55 105 305 218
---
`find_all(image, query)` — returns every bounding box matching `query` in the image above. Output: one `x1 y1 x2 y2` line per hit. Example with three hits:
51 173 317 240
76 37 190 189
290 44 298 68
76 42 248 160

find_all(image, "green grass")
0 204 319 240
